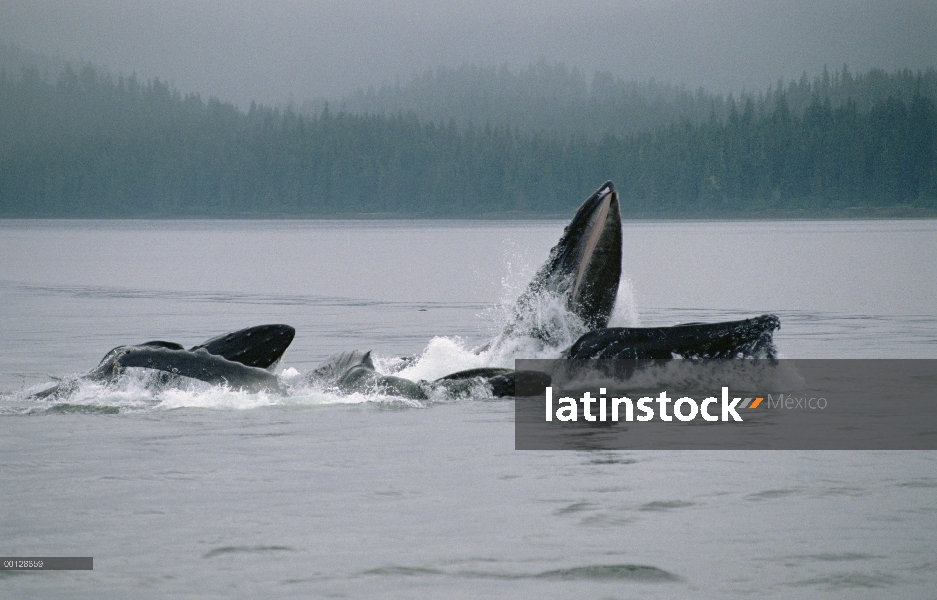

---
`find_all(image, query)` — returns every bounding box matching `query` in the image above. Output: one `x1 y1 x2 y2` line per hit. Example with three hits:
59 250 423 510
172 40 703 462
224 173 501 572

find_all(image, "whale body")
306 350 428 399
31 325 294 398
564 315 780 359
87 345 282 393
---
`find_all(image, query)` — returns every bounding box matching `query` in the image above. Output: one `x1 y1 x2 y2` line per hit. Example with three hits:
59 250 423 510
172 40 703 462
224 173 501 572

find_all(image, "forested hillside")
1 62 935 217
315 61 937 140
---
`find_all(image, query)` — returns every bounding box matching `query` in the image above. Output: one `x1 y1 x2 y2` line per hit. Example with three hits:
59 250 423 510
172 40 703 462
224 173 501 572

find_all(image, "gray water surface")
1 219 936 598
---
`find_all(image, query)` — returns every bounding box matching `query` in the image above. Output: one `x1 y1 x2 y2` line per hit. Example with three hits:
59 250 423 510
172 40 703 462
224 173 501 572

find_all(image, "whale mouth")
491 182 623 350
568 182 620 321
540 181 622 330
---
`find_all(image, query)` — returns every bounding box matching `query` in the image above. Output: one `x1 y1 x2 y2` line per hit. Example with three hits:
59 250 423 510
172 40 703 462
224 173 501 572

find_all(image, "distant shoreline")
3 206 937 221
3 65 934 222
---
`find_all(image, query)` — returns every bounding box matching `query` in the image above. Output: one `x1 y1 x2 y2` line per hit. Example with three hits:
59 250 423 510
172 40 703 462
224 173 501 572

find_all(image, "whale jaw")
562 181 622 329
535 181 622 330
497 182 622 347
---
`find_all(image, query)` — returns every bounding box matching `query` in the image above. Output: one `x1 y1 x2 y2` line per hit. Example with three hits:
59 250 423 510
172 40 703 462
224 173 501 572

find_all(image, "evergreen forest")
1 56 935 217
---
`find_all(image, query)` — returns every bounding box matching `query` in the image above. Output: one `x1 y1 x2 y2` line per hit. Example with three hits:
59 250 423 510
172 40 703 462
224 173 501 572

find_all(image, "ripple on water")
586 455 637 465
896 478 937 488
746 488 803 501
37 403 121 415
359 563 679 582
554 501 597 515
535 564 679 582
803 553 879 562
362 566 445 576
202 545 294 559
638 500 694 511
792 571 898 590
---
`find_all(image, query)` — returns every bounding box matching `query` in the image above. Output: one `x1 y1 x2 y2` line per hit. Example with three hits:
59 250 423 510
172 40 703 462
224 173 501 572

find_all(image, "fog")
1 0 934 107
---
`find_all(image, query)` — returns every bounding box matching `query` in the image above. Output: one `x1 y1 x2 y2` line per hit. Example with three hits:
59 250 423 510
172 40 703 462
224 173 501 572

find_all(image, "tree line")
315 61 937 140
0 63 934 217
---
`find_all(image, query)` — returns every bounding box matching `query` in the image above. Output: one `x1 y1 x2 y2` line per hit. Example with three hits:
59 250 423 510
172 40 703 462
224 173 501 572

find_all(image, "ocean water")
1 218 936 598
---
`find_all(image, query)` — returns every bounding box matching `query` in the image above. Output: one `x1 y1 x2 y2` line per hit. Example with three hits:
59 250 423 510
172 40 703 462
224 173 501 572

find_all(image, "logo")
544 387 779 423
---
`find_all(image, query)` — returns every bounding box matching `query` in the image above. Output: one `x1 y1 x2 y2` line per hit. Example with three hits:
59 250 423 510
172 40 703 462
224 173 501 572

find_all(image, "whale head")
494 181 622 348
540 180 622 329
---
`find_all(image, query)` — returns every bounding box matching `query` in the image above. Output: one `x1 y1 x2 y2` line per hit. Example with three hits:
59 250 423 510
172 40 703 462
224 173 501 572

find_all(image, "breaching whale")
29 181 780 401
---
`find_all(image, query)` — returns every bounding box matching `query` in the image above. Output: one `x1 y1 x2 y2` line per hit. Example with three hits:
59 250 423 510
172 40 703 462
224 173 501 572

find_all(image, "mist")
1 0 935 107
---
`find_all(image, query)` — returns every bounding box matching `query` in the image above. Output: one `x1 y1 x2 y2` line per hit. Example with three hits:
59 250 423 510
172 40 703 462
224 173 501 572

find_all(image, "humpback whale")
492 181 621 348
303 351 551 399
189 324 295 370
84 345 282 393
489 181 778 362
31 325 294 398
304 181 778 399
565 315 780 359
29 181 780 401
305 350 428 399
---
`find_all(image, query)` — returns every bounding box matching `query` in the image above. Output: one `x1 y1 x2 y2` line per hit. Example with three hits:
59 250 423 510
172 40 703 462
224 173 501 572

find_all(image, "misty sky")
1 0 935 107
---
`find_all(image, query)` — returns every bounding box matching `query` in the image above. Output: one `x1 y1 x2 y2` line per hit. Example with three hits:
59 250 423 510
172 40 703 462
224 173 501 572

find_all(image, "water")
1 219 936 598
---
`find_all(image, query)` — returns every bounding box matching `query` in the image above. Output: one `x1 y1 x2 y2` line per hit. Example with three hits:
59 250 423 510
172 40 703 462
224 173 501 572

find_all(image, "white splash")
607 277 640 327
393 336 488 381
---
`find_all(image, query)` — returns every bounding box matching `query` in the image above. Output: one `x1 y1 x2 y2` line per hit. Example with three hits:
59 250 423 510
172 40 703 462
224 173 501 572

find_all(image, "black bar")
1 557 93 570
516 359 937 450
